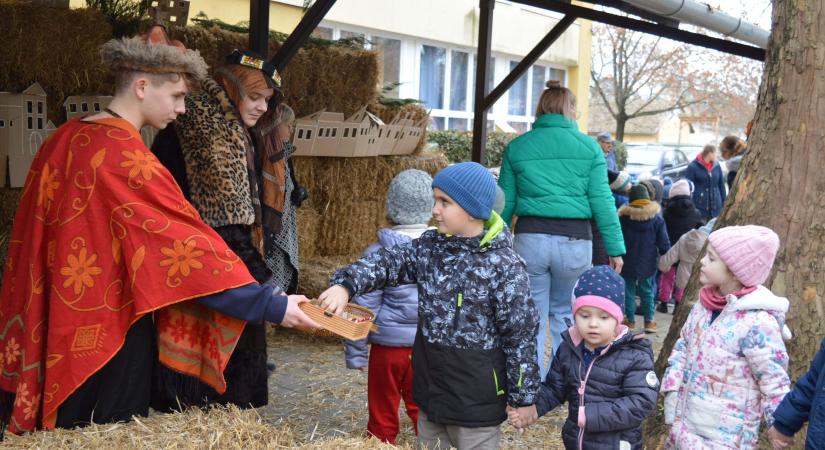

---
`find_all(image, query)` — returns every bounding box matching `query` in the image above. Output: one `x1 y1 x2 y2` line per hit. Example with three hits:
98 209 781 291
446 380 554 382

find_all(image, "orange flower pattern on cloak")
59 248 103 295
159 238 205 277
120 149 163 181
37 164 59 207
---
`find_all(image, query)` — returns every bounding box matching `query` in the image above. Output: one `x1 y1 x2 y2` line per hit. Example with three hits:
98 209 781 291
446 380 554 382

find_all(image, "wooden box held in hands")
298 301 378 341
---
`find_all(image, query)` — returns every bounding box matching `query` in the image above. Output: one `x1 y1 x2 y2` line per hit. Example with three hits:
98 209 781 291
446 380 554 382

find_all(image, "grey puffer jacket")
536 326 658 450
344 224 429 369
331 212 540 427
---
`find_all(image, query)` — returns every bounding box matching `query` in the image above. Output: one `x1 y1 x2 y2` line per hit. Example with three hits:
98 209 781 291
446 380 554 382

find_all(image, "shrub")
428 130 516 167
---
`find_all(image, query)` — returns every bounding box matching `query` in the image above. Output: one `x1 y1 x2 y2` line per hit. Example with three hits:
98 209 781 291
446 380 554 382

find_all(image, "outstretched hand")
318 285 350 315
280 295 321 329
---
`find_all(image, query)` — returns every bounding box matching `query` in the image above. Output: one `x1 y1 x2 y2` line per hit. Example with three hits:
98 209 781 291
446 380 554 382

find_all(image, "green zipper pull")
493 369 505 396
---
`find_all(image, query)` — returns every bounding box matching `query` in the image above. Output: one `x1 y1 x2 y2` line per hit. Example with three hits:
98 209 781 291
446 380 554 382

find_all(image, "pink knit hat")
707 225 780 287
669 179 693 198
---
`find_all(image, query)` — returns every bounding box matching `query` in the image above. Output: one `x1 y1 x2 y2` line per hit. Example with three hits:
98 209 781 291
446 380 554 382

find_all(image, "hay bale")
298 256 356 300
2 404 407 449
0 1 112 122
296 207 321 260
0 187 21 281
315 200 386 258
293 153 448 210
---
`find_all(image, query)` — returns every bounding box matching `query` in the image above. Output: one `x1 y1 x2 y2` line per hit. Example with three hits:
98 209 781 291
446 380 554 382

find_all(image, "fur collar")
618 201 661 221
200 77 241 124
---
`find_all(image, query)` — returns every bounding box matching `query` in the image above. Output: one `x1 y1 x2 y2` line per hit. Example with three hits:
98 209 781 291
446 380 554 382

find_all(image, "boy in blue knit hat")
320 162 540 450
508 266 658 449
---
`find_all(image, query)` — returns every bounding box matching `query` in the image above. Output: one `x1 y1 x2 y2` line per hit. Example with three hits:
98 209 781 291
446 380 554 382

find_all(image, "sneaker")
644 321 657 333
656 302 669 313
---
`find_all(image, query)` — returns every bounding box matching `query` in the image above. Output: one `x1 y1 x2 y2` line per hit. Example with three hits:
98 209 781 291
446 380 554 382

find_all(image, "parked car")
623 144 690 181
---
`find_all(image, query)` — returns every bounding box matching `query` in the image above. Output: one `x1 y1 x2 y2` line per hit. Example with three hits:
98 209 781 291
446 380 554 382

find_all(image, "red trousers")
367 344 419 444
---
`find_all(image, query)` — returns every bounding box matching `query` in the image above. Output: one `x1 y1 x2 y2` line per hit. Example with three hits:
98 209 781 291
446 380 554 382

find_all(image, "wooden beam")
512 0 765 61
483 15 575 110
471 0 495 164
249 0 270 56
270 0 338 72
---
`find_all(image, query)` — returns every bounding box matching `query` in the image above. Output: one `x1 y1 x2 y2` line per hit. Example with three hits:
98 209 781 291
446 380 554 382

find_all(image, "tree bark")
615 117 627 142
644 1 825 448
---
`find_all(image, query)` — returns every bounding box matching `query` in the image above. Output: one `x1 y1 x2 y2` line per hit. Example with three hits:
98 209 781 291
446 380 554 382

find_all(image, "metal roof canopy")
249 0 766 164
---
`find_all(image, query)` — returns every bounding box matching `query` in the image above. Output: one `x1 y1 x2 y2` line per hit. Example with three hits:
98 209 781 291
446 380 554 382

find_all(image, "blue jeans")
514 233 592 379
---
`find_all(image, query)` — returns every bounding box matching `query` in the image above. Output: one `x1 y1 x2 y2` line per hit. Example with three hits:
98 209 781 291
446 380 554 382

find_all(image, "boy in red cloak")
0 27 318 435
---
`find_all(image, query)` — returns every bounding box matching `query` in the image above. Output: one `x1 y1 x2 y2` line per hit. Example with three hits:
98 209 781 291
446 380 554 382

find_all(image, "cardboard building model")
63 95 158 148
292 105 427 157
0 83 56 187
149 0 191 27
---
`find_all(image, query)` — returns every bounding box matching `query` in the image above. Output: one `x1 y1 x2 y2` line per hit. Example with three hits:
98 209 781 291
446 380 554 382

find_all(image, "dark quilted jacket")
331 212 540 427
536 327 658 450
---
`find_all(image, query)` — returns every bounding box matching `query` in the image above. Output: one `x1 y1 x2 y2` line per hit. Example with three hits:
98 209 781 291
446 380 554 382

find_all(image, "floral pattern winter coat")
661 286 791 449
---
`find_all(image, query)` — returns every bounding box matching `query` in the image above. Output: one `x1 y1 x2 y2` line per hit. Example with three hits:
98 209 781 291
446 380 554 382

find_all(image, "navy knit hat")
431 162 496 220
572 266 626 323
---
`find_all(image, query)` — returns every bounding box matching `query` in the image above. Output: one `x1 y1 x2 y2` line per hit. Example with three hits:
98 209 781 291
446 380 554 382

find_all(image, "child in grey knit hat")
343 169 434 444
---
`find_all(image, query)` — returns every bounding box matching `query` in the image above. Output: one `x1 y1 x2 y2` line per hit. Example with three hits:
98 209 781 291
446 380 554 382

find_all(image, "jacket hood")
618 201 661 221
377 224 429 248
729 285 793 340
681 229 708 255
666 196 698 214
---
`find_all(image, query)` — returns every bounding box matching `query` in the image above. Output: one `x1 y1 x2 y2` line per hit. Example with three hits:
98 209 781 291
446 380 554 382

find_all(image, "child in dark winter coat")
508 266 658 450
344 169 434 444
320 162 540 450
769 335 825 449
618 185 670 333
657 179 705 313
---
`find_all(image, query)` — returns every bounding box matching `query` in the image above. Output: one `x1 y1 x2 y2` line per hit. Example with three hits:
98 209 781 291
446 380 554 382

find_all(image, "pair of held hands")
282 285 351 329
506 405 538 431
663 392 795 450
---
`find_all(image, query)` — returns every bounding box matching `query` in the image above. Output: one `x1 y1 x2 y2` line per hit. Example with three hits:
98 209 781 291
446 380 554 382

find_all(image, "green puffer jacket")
498 113 625 256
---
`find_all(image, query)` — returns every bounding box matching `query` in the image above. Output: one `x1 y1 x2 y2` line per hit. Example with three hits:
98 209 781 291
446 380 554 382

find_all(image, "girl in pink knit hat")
660 225 792 449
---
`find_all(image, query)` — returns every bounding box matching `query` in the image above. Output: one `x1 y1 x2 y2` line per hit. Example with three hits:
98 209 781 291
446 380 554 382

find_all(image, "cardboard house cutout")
63 95 158 148
64 95 112 121
149 0 191 27
292 105 427 158
0 83 54 187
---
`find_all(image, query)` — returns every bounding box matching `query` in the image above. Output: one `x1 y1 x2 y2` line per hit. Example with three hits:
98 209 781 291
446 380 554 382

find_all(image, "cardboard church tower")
0 83 56 187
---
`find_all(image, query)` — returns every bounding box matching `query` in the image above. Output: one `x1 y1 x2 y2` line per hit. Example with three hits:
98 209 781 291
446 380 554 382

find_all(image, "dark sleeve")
717 166 728 202
150 124 191 200
197 283 287 324
656 216 671 256
772 337 825 436
493 263 540 407
214 224 272 284
585 345 658 432
536 349 569 416
330 240 419 296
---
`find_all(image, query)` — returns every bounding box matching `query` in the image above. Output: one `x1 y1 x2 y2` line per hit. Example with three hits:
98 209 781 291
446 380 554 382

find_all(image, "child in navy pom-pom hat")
509 266 658 450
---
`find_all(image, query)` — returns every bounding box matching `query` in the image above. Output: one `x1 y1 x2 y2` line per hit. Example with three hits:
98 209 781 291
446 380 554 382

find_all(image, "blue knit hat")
572 266 626 323
431 162 496 220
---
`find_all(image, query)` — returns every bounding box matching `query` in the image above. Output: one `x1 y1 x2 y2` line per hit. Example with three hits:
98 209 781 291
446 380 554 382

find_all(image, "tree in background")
591 24 762 141
644 0 825 447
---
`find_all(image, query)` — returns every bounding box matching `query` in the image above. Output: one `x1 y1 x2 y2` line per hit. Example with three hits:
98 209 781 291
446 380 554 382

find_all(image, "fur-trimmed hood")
618 201 661 221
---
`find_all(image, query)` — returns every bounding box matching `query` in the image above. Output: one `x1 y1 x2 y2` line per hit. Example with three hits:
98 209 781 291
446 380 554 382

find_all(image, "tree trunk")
644 1 825 448
615 117 626 142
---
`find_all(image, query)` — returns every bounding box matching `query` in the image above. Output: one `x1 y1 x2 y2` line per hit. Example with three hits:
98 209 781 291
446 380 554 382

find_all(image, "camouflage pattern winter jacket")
331 212 540 426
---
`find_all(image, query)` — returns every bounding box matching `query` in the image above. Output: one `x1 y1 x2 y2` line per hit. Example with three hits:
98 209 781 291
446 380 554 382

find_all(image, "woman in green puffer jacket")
498 80 625 378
